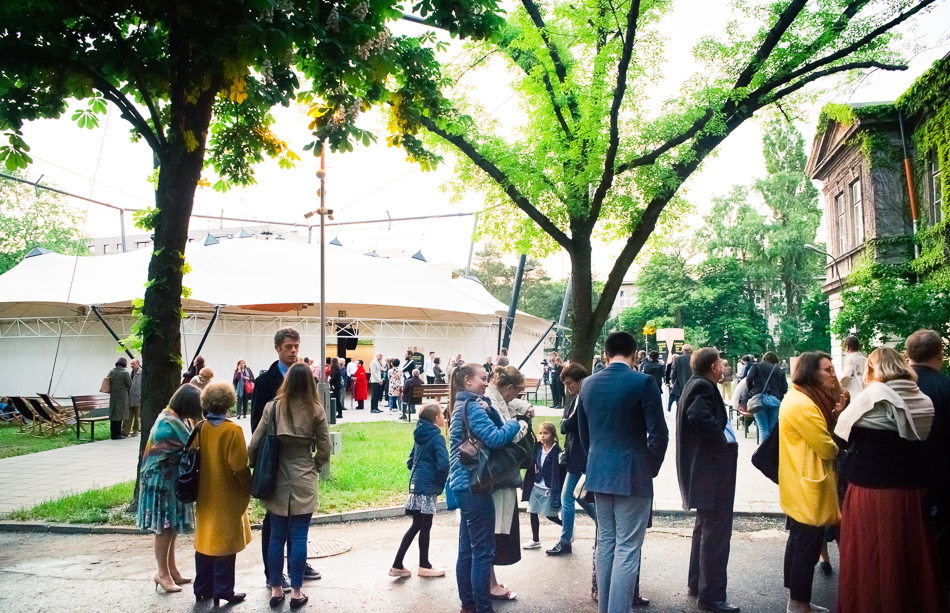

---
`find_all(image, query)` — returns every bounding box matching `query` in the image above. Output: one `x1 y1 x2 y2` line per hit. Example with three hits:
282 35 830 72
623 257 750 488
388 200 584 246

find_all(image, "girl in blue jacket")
390 403 450 578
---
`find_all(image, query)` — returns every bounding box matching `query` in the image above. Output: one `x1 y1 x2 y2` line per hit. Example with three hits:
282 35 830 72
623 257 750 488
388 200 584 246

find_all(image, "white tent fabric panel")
0 239 552 332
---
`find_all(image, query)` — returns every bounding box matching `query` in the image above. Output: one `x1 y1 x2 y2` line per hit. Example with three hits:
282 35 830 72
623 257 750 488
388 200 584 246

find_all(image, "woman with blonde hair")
137 384 203 593
193 382 252 606
778 352 842 613
834 347 944 613
249 362 331 609
483 364 535 600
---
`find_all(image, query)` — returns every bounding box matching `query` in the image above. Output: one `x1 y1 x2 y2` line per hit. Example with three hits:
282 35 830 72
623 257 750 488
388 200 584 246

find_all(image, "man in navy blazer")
579 332 669 613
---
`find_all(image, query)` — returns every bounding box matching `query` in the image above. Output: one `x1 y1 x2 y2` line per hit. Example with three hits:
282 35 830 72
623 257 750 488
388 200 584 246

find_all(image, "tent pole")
554 276 572 351
191 305 220 361
90 306 135 359
464 214 478 277
501 254 526 352
119 210 127 252
519 320 557 370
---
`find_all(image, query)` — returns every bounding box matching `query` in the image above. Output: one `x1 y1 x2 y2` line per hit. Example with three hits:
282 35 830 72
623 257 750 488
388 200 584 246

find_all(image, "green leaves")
132 206 160 231
0 132 32 171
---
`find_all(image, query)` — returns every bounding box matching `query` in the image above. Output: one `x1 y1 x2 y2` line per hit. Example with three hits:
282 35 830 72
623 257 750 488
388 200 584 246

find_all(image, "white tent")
0 239 555 395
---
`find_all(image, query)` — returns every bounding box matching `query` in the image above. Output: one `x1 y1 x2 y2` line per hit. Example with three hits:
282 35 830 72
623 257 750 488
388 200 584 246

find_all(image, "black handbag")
175 422 204 503
250 401 281 500
751 424 779 484
460 400 531 494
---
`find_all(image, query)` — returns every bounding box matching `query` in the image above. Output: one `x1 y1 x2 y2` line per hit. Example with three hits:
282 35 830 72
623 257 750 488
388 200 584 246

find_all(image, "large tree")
414 0 935 366
0 0 503 466
0 170 89 274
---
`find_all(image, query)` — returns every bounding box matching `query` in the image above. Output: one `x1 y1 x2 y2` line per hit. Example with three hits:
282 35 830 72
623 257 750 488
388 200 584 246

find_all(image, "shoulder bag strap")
760 364 776 393
185 420 203 449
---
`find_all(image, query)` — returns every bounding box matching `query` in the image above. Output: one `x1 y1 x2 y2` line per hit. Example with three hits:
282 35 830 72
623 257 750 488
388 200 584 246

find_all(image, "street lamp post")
304 150 335 427
804 244 843 287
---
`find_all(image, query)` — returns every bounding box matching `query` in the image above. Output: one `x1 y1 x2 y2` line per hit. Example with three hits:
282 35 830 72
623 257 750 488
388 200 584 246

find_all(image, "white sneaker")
809 605 829 613
522 540 541 549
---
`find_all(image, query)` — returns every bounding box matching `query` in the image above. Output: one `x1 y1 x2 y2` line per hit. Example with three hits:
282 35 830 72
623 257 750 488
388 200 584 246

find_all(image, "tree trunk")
133 102 216 508
568 241 598 370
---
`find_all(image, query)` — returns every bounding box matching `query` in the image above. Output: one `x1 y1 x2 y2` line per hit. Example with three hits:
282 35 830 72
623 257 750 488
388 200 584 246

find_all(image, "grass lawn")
7 415 563 525
0 420 113 459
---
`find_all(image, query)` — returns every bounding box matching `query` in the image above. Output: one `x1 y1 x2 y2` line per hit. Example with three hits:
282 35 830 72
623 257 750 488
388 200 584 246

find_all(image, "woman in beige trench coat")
249 363 331 610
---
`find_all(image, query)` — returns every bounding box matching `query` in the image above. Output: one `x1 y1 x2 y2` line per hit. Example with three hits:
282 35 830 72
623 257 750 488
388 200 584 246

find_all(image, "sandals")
490 590 517 601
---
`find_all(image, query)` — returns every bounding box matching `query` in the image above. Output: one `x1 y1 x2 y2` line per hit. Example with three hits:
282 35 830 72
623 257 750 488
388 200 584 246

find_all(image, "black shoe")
698 601 740 613
196 594 212 602
632 595 650 607
290 594 309 609
819 560 833 576
213 593 246 607
687 587 699 597
545 542 572 556
270 594 286 607
370 409 382 413
303 564 321 580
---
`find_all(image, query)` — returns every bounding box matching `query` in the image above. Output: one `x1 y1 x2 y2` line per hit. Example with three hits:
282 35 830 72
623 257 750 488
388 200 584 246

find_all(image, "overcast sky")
14 1 950 281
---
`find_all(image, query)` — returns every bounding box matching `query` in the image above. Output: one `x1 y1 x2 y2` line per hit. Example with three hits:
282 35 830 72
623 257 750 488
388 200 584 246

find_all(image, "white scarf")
834 379 934 442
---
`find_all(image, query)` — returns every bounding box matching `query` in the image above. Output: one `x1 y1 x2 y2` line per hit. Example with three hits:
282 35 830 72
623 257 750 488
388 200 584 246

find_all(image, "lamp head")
316 168 326 180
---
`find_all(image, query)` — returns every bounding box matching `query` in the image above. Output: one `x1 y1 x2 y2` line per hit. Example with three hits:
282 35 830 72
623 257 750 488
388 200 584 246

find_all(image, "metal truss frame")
1 313 552 342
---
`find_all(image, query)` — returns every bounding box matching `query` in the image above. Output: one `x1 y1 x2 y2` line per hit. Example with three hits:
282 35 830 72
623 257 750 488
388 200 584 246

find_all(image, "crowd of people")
125 323 950 613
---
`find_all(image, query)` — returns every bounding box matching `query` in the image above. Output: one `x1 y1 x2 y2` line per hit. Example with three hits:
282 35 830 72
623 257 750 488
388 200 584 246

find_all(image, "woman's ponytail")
447 362 480 424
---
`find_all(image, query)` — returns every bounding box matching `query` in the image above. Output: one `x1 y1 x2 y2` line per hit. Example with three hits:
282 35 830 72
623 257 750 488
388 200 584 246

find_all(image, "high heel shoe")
172 575 193 585
213 593 246 607
153 575 183 593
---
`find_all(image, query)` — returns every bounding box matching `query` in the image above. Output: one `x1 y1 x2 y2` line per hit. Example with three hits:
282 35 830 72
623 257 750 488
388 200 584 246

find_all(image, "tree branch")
82 67 162 154
520 0 581 123
762 61 906 104
615 108 715 174
418 116 574 253
732 0 809 90
587 0 641 226
497 40 573 139
756 0 935 96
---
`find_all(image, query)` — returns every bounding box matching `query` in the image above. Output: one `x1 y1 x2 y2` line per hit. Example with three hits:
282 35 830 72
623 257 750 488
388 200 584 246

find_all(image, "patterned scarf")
794 384 839 429
140 408 192 471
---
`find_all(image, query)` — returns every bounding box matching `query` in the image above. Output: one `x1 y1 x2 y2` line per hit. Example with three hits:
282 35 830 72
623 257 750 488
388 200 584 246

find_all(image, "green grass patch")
8 480 136 525
7 417 562 525
0 420 113 459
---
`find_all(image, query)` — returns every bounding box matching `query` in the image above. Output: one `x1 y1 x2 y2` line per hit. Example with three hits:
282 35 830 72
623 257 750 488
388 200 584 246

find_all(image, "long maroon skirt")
838 485 947 613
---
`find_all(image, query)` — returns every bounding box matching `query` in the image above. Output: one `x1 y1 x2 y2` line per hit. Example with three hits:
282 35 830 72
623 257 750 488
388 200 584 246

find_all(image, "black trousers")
110 419 123 439
370 382 382 410
688 445 737 603
194 552 236 598
237 392 250 417
784 517 824 602
426 376 435 384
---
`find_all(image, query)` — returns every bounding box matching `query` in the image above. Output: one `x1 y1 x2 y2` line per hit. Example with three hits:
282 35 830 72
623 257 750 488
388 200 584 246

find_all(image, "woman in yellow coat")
778 352 843 613
193 382 252 606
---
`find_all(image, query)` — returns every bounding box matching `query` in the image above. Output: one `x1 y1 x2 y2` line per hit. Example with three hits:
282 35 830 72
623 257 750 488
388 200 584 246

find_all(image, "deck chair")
28 398 69 436
9 396 43 436
37 394 79 429
0 402 25 427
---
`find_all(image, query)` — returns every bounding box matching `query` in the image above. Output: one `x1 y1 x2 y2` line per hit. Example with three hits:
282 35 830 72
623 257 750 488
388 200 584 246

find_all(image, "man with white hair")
370 352 384 413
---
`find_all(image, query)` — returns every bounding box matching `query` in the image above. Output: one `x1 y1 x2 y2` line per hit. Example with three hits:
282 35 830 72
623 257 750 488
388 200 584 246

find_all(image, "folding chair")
28 398 69 436
9 396 43 436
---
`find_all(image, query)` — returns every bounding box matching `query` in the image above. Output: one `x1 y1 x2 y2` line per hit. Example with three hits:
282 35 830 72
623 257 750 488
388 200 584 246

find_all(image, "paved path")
0 392 780 515
0 513 838 613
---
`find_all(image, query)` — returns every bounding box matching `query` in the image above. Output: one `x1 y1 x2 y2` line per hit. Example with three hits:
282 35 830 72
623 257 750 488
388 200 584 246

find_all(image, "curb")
0 503 784 535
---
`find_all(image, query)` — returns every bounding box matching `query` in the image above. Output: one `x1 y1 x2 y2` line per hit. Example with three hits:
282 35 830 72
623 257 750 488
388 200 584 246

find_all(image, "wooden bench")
522 378 542 403
70 395 111 441
410 384 451 406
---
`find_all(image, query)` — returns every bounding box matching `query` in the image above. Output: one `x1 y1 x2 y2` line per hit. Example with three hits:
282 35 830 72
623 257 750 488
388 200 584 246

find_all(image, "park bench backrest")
71 395 111 419
411 384 451 405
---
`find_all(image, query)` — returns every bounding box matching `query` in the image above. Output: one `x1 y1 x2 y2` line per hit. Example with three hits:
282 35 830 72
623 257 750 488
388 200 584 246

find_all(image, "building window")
836 193 847 254
850 179 863 246
933 151 943 224
102 244 110 255
136 241 149 249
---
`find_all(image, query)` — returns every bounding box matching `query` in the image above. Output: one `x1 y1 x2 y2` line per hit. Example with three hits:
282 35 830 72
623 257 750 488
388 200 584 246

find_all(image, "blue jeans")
753 404 780 443
267 513 312 589
455 489 496 613
560 471 596 545
389 396 401 411
594 493 652 613
668 392 679 413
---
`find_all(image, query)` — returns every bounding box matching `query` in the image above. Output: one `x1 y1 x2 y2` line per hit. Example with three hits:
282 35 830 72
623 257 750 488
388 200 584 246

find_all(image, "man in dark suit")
669 344 693 412
579 332 669 613
676 347 740 613
907 329 950 593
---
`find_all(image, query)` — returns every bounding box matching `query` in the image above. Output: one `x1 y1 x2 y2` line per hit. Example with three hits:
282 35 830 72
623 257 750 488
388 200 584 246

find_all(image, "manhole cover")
306 538 352 559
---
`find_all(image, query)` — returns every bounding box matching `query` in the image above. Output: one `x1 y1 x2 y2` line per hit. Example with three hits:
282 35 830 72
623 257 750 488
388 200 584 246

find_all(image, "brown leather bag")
99 373 111 394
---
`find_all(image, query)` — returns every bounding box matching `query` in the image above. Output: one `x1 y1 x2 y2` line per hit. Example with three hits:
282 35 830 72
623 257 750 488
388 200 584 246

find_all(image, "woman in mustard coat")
778 352 842 613
193 382 252 606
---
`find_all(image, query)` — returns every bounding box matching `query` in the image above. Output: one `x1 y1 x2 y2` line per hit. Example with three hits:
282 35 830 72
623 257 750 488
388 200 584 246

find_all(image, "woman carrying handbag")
249 363 332 610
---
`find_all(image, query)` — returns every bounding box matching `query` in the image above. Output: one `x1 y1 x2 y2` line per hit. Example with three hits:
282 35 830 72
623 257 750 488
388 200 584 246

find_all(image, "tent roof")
0 238 552 331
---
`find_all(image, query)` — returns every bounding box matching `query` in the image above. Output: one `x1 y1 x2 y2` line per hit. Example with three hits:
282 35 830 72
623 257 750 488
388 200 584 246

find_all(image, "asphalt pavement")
0 512 837 613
